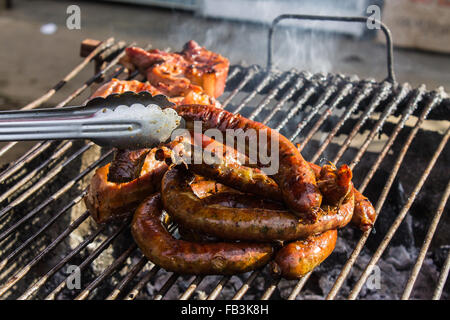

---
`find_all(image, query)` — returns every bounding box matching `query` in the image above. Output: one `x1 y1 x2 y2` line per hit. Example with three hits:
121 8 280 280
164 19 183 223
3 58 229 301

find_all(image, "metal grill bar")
106 256 148 300
330 82 391 163
293 82 353 145
232 270 260 300
309 83 373 163
287 272 311 300
248 71 296 120
402 180 450 299
261 74 311 124
207 276 231 300
0 191 86 272
179 276 203 300
433 251 450 300
17 223 107 300
221 67 257 108
154 273 179 300
348 127 449 299
0 211 90 297
232 73 274 114
0 38 448 301
0 141 72 203
0 150 111 244
124 264 159 300
0 142 93 220
0 141 55 183
75 244 138 300
260 279 279 300
45 221 129 300
274 82 322 131
326 93 441 299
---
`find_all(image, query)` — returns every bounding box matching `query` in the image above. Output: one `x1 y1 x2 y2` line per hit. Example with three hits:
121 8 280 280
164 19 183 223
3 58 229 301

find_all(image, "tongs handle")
0 110 139 142
0 92 182 149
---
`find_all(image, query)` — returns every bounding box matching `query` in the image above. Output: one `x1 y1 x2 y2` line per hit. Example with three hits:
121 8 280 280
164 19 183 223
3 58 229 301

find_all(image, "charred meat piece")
90 78 161 99
84 148 169 223
107 148 151 183
124 40 229 98
180 40 230 98
91 78 220 107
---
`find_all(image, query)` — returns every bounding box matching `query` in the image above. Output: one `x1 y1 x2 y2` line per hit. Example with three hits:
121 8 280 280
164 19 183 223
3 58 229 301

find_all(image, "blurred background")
0 0 449 109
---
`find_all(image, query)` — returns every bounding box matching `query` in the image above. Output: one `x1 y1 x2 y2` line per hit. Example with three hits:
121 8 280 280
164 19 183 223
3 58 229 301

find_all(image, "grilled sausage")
84 148 168 223
308 162 353 205
165 134 358 205
107 148 151 183
172 104 322 221
131 193 274 275
351 188 376 231
308 162 375 230
161 167 354 242
164 133 283 201
270 230 337 279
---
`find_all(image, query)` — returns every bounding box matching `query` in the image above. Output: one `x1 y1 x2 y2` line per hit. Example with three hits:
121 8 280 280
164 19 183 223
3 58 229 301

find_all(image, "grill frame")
0 36 448 300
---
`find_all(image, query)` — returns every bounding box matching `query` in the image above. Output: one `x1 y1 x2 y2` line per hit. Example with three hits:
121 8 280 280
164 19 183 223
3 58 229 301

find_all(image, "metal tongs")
0 92 184 149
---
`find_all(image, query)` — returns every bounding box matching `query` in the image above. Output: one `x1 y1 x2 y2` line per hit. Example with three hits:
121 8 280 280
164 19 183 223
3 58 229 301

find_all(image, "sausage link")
161 167 354 242
308 162 375 230
84 148 168 223
164 133 283 201
107 148 150 183
131 193 274 275
164 136 375 231
270 230 337 279
173 104 322 220
308 162 353 205
351 188 376 231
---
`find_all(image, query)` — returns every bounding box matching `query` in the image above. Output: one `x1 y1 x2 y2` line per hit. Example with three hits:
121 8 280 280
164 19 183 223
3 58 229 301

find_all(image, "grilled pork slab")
123 40 229 98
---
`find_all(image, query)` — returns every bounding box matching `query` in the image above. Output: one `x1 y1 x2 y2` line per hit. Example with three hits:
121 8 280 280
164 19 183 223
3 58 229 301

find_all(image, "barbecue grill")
0 15 449 300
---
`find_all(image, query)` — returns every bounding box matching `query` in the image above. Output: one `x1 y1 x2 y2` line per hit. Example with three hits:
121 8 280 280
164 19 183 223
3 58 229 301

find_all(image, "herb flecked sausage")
270 230 337 279
131 193 274 275
84 148 168 223
172 104 322 220
161 167 354 242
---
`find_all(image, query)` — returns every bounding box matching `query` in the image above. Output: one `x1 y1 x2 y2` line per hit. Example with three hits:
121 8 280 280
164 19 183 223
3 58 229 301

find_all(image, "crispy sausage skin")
131 193 274 275
300 163 376 230
163 137 374 230
351 189 376 231
161 167 354 242
171 104 322 220
84 148 168 223
270 230 337 279
107 148 151 183
164 133 283 201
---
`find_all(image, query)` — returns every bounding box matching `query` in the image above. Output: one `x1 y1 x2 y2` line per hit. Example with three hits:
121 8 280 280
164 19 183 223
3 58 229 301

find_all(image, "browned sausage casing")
131 193 274 275
165 133 283 201
173 104 322 220
107 148 151 183
351 189 376 231
161 167 354 242
270 230 337 279
84 148 168 223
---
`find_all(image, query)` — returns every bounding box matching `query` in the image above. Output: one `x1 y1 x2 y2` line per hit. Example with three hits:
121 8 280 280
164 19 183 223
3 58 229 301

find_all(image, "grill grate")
0 38 448 300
